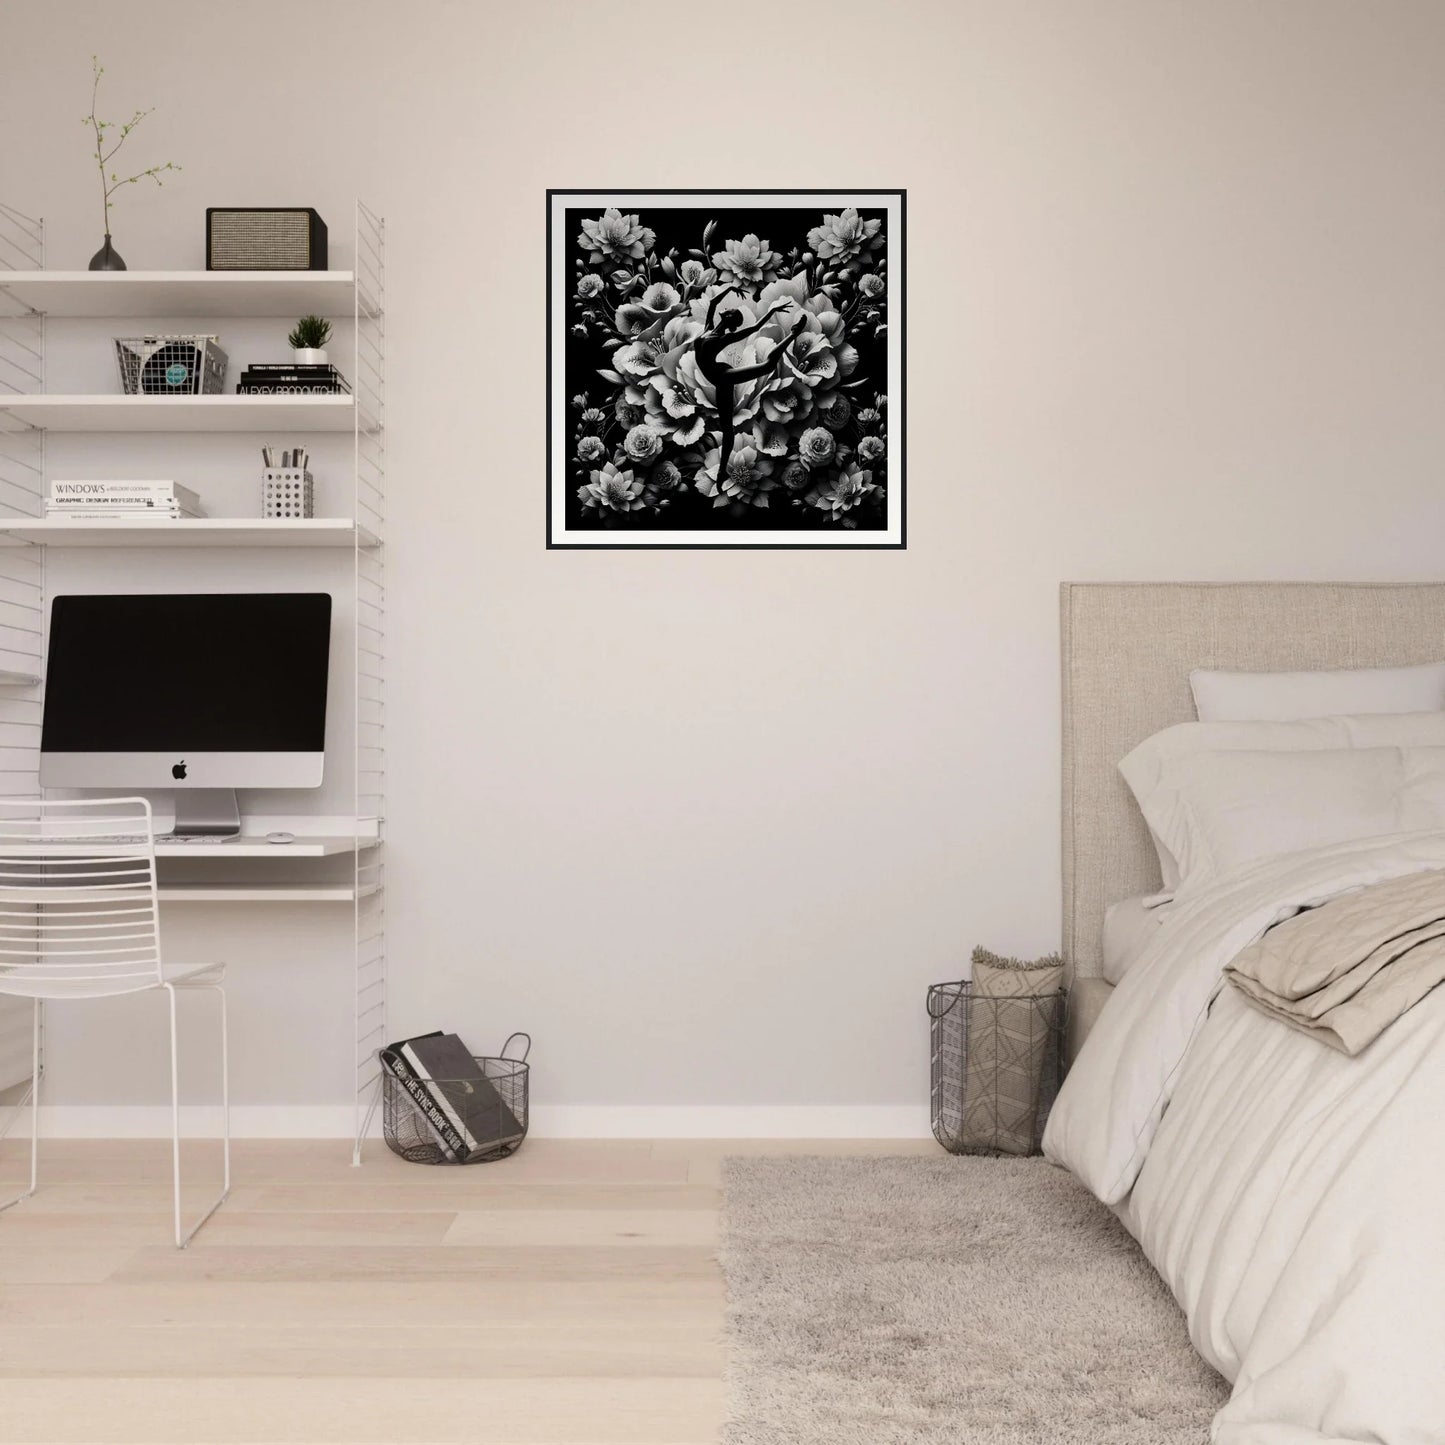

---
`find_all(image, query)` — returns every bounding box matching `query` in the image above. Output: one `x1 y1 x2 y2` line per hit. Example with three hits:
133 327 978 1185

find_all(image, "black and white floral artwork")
547 190 905 548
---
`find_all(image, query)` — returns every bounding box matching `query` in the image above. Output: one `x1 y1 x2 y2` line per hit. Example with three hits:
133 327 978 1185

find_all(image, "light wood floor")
0 1137 936 1444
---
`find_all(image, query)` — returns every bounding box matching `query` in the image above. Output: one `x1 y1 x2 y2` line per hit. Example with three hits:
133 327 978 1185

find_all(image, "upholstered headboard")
1061 581 1445 980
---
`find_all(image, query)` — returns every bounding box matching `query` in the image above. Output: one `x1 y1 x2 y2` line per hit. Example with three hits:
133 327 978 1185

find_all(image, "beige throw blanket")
1225 867 1445 1054
958 948 1064 1155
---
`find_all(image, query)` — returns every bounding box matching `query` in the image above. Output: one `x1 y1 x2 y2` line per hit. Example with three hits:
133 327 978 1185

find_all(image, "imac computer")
40 593 332 837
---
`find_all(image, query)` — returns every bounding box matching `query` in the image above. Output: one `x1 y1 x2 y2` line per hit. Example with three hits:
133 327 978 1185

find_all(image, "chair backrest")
0 797 162 999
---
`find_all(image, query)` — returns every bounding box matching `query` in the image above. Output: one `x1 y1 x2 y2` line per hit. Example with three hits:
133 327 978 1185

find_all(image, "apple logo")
172 761 187 780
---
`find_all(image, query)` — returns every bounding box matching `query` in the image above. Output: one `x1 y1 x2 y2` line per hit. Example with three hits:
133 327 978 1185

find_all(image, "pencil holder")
262 469 314 519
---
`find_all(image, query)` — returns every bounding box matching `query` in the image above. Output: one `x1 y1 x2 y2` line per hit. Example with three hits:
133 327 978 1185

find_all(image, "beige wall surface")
3 1 1443 1119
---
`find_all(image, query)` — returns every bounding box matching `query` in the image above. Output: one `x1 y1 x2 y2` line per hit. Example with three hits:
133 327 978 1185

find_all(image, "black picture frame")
547 189 906 550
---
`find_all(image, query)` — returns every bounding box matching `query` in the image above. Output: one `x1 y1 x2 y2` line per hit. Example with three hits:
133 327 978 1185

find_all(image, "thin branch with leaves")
83 56 180 236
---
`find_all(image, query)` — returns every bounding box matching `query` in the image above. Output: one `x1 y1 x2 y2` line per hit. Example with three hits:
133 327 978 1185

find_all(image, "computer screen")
40 592 332 790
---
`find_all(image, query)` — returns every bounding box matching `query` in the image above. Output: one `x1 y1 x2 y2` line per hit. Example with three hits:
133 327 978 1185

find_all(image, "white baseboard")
22 1103 932 1141
529 1105 933 1138
32 1105 360 1139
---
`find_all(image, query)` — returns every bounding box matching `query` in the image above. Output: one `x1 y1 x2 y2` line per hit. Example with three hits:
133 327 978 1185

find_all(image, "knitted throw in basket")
958 947 1065 1156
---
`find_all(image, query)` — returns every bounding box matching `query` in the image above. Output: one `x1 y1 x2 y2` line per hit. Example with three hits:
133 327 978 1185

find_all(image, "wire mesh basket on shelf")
114 334 228 395
381 1033 530 1165
928 980 1064 1157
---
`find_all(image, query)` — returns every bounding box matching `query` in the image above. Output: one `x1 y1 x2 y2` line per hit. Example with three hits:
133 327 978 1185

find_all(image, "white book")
46 507 201 520
50 480 201 510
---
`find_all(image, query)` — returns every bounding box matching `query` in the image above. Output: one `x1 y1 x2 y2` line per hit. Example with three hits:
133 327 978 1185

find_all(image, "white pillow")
1130 745 1445 898
1190 661 1445 722
1119 712 1445 892
1101 895 1169 984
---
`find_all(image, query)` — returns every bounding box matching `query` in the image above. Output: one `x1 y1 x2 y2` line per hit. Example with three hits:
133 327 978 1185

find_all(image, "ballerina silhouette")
694 286 807 477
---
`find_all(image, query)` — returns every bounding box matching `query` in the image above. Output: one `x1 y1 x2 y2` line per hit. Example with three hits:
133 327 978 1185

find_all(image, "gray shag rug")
719 1155 1229 1444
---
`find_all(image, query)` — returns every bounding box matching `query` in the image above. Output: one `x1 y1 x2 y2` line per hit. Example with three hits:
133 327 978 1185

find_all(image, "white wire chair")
0 797 229 1247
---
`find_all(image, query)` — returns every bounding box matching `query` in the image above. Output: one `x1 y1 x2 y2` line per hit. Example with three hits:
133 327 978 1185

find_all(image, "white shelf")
0 517 377 549
2 835 366 859
0 670 39 686
0 394 359 433
0 270 360 319
158 882 377 903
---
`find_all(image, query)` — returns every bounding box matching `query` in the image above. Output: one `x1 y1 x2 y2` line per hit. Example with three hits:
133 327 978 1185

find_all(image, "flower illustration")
780 460 810 491
857 435 885 464
615 399 643 428
639 282 683 316
614 339 662 381
807 207 883 264
694 444 778 509
711 233 782 288
578 209 656 265
623 423 664 466
577 436 607 464
857 407 881 431
577 273 605 299
859 273 885 299
569 323 587 340
678 259 710 286
578 407 607 435
821 395 851 429
804 462 877 525
578 461 646 513
798 426 837 469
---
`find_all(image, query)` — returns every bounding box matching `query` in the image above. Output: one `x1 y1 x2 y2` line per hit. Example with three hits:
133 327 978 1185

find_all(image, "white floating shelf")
0 270 362 319
0 670 39 686
0 517 378 549
3 835 365 859
158 882 378 903
0 394 359 433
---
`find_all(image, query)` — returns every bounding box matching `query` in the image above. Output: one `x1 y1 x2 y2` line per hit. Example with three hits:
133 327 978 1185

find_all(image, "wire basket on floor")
381 1033 530 1165
928 981 1064 1157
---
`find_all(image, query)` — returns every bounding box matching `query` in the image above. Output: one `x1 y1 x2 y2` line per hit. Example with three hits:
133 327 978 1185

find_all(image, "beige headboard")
1061 581 1445 980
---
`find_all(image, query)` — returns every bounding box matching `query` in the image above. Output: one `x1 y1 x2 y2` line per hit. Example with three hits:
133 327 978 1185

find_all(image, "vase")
293 347 328 365
88 235 127 271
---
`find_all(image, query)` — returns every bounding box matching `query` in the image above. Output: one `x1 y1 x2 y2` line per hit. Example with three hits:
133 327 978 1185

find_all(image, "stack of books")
47 480 204 520
381 1031 526 1162
236 363 351 395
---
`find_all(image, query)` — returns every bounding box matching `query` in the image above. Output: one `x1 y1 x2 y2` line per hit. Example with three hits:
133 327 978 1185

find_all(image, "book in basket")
386 1031 525 1159
380 1033 463 1160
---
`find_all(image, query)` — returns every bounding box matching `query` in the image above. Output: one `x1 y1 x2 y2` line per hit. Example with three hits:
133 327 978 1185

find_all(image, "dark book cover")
236 382 350 395
399 1033 525 1156
381 1032 464 1159
243 363 345 375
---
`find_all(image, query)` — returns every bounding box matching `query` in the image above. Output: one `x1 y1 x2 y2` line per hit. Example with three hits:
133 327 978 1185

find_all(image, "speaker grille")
207 210 324 270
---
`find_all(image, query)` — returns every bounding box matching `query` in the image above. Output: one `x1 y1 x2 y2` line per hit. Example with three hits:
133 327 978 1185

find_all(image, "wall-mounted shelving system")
0 199 387 1160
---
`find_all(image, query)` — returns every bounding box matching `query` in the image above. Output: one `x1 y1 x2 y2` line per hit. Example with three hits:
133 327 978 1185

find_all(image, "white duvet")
1044 831 1445 1445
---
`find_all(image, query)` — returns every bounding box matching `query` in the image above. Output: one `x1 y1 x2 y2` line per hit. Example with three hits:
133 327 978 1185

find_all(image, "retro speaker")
205 208 328 271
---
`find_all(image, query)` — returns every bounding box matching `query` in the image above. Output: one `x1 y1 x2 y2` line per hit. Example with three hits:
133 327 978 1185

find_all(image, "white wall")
3 0 1443 1132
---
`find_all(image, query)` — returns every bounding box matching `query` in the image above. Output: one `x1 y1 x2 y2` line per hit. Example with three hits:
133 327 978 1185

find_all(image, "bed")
1045 581 1445 1445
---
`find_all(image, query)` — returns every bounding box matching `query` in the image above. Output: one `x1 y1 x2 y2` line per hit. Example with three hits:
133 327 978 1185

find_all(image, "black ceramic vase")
88 235 126 271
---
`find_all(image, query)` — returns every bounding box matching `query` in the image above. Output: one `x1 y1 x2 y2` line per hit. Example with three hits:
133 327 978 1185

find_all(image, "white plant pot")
293 348 328 365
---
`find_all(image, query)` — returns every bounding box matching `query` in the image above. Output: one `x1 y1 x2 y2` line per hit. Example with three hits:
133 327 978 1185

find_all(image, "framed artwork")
547 189 905 549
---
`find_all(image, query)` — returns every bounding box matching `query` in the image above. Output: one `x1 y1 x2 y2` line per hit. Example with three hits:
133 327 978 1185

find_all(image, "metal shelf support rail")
0 201 45 1110
352 200 386 1163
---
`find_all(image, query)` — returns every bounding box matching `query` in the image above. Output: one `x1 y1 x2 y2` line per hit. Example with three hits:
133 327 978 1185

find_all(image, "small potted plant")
288 315 332 365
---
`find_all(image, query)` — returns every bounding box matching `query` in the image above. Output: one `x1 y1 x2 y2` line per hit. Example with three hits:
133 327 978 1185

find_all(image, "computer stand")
168 789 242 839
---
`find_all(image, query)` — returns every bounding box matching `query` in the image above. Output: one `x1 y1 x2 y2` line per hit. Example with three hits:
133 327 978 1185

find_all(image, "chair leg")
164 982 231 1249
0 998 41 1215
